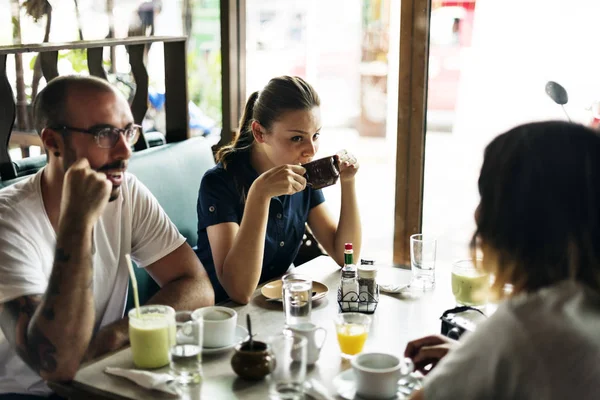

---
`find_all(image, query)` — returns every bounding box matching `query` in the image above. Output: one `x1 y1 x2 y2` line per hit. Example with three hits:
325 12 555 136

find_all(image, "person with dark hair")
129 0 162 37
196 76 362 304
406 121 600 399
0 75 214 397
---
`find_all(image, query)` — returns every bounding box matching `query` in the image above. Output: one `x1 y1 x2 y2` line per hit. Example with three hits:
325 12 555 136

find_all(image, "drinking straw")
125 254 141 318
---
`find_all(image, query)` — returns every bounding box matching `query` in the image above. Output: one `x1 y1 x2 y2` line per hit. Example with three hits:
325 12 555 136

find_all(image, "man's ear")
251 121 267 144
41 128 63 158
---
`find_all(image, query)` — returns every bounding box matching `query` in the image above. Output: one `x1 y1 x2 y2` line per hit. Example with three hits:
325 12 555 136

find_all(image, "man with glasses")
0 75 214 398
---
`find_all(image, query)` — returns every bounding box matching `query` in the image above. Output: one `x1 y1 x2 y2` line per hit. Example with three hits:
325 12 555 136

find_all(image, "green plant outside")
187 48 222 126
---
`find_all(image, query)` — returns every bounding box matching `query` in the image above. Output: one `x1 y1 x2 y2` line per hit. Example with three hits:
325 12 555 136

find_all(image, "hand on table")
404 334 457 375
84 320 129 362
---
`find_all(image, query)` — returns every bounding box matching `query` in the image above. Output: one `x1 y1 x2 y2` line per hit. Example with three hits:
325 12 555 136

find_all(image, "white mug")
351 352 414 399
192 306 237 348
285 322 327 365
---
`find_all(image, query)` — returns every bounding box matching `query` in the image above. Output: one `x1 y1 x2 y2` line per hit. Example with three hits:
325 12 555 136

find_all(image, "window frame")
219 0 246 147
393 0 431 266
225 0 431 266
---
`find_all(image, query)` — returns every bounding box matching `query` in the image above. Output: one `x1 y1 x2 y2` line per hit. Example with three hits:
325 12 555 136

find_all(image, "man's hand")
84 319 129 362
59 158 111 228
404 334 457 375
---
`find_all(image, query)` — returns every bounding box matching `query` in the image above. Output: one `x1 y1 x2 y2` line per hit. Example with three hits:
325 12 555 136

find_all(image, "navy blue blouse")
196 156 325 303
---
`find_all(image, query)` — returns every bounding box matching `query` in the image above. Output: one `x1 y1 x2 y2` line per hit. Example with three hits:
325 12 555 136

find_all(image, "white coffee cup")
192 306 237 348
351 352 414 399
284 322 327 365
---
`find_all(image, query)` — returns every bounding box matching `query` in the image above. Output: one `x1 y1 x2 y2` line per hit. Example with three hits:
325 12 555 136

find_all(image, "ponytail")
216 91 259 168
238 91 259 138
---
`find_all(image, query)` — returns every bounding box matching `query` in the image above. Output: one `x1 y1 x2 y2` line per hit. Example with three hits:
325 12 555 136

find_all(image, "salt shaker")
358 260 378 312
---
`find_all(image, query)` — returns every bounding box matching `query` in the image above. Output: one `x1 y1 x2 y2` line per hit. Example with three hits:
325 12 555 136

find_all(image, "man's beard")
62 142 126 203
108 187 121 202
98 160 127 202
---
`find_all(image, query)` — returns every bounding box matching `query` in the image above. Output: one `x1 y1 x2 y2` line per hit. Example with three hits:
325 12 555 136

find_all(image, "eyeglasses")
50 124 141 149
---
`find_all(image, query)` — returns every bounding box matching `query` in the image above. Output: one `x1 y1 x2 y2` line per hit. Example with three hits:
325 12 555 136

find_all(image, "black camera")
440 306 487 340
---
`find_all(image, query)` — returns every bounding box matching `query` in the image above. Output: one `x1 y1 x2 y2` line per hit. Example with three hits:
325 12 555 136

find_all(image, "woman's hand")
253 164 307 199
404 334 457 375
337 150 360 183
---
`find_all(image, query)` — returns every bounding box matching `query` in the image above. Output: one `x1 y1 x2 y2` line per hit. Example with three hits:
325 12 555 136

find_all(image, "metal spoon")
246 314 253 350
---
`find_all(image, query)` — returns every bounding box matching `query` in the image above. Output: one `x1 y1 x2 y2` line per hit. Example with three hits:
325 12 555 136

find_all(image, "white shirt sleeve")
423 304 543 400
128 175 186 268
0 216 47 303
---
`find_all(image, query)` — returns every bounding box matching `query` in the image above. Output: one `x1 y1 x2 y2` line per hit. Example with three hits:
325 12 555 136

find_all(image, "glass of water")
410 234 437 290
282 273 312 326
268 332 307 400
170 311 203 385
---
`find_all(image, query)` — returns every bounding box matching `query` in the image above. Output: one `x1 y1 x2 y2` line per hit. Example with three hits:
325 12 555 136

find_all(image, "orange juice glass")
335 313 371 359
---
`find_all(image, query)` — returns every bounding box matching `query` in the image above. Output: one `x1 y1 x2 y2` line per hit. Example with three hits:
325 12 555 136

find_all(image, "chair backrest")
124 136 215 310
127 136 215 246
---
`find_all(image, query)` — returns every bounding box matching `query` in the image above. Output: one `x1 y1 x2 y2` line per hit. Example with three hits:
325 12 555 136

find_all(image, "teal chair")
124 136 216 312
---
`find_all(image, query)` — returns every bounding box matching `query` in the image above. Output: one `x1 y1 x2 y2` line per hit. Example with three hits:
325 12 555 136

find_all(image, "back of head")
475 121 600 295
33 75 117 136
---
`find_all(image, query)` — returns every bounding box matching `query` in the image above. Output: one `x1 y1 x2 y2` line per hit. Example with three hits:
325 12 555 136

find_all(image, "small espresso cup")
302 155 340 190
351 352 414 399
192 306 237 348
284 322 327 365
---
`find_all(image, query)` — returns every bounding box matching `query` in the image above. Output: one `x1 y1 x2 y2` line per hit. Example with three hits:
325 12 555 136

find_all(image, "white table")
51 256 456 399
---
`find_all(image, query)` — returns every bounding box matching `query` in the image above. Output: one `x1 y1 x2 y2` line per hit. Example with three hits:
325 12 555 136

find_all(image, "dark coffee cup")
302 156 340 190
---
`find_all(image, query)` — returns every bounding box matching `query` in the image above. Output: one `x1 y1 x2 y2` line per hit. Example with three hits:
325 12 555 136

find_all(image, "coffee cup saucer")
333 369 423 399
202 325 249 355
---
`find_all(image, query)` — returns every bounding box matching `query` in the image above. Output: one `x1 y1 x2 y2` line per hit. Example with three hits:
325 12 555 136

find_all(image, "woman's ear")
251 121 266 143
41 128 63 159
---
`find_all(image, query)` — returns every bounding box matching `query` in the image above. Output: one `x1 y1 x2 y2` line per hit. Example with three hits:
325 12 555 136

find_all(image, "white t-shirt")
0 169 186 395
424 280 600 400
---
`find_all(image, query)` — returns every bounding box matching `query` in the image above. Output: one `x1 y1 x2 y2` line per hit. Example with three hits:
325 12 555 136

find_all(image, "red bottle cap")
344 243 353 250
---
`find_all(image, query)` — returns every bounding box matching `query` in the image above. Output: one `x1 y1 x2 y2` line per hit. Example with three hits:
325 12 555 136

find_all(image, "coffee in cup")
192 306 237 348
204 309 232 321
351 352 414 399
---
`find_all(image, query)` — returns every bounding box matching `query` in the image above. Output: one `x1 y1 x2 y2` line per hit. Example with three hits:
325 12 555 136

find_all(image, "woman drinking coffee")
195 76 361 304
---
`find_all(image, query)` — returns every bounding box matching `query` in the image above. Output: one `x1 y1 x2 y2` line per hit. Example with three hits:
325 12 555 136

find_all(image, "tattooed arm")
0 295 57 373
0 228 96 382
0 159 111 381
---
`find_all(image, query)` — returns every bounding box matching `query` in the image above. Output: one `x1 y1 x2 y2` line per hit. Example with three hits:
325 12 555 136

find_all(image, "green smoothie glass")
129 305 176 369
451 260 490 307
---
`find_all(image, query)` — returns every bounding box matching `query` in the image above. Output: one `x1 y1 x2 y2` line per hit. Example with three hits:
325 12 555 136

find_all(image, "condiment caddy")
337 244 379 314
